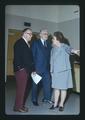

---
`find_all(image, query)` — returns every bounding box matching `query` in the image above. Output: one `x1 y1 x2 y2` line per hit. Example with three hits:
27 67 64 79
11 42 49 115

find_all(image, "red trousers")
14 69 30 109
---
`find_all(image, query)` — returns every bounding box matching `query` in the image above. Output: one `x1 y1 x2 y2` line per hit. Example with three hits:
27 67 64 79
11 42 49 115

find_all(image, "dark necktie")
44 41 47 47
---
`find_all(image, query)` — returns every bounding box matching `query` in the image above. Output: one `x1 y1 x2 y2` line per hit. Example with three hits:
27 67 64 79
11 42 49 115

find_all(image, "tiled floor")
5 79 80 115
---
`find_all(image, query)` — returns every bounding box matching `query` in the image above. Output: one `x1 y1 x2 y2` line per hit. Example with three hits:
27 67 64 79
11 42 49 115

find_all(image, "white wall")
5 5 79 23
58 18 80 49
58 5 80 22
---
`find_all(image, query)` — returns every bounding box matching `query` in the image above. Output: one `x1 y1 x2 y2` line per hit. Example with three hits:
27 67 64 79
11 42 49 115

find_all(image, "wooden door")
7 29 22 75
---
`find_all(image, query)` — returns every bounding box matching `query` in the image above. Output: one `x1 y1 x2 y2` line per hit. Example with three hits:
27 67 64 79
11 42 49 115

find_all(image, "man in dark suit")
31 29 52 106
13 28 35 112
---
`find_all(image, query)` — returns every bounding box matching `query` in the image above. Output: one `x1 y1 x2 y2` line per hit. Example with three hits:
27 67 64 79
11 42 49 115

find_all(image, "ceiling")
5 5 80 23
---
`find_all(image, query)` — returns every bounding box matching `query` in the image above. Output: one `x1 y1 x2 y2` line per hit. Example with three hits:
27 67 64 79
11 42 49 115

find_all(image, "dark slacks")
32 72 52 102
14 69 30 109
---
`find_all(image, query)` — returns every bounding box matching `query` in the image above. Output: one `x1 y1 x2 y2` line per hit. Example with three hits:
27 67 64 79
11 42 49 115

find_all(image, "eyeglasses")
42 33 48 35
26 33 32 36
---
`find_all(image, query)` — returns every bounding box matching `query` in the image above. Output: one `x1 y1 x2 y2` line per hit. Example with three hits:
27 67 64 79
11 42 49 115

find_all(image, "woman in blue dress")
49 31 79 111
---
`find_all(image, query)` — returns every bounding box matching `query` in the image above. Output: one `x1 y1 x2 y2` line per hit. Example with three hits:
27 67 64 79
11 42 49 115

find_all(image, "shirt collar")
22 36 30 47
41 38 45 45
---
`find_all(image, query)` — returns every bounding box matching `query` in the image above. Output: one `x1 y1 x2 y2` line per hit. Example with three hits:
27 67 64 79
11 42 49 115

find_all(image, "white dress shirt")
41 38 45 45
22 36 30 47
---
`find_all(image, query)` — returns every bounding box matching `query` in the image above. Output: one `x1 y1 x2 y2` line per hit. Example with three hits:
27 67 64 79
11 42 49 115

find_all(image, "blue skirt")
51 70 73 89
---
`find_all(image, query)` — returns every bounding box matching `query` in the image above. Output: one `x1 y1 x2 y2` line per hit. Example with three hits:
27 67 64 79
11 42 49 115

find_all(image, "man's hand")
32 71 36 75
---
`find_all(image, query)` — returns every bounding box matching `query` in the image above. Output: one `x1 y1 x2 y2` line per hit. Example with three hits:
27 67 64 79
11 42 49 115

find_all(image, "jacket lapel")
38 39 46 51
38 40 49 58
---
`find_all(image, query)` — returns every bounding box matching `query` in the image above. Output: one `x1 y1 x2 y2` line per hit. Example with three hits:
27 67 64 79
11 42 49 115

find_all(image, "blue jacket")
31 39 51 73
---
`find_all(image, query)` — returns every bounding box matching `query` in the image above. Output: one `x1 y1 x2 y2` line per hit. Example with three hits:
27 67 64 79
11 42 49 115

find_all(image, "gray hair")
40 29 48 34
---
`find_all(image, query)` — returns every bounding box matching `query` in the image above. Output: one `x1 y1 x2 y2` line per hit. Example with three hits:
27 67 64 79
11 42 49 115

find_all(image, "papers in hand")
31 73 42 84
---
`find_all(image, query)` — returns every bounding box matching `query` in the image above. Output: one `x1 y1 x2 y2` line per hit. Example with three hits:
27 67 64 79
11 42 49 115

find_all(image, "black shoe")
49 105 58 110
32 101 39 106
42 99 53 104
59 106 64 111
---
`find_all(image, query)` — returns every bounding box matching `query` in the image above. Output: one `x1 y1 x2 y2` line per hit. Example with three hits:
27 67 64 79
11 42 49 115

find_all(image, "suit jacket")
50 43 72 73
13 38 35 73
31 39 52 73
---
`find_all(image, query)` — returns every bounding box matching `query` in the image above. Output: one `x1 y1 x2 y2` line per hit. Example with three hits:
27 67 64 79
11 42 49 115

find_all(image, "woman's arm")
64 44 80 56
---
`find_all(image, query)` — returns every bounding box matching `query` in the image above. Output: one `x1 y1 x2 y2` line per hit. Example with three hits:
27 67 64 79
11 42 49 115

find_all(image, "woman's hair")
54 31 70 45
